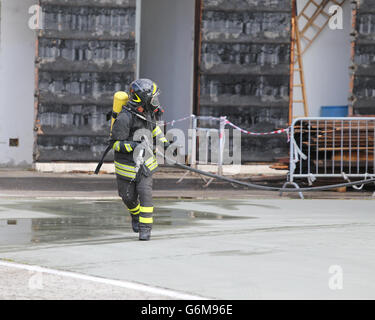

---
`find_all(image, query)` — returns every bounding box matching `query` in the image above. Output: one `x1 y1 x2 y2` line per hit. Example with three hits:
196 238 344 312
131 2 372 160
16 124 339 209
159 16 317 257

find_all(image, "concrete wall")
139 0 195 136
0 0 37 167
352 0 375 115
294 0 352 117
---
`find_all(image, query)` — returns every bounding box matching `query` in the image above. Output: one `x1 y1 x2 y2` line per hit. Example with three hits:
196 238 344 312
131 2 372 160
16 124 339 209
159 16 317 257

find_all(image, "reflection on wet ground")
0 199 248 246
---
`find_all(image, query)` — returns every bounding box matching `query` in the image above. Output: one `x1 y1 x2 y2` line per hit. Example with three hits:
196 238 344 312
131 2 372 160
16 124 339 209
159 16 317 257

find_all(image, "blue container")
320 106 348 117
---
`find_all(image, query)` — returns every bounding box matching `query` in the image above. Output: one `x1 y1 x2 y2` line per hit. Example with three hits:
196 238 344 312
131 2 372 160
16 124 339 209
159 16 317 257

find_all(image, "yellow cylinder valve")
110 91 129 134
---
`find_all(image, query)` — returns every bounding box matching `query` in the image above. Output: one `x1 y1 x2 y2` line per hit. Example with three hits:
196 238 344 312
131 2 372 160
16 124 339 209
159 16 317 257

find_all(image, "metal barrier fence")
285 117 375 189
177 115 226 187
175 114 289 187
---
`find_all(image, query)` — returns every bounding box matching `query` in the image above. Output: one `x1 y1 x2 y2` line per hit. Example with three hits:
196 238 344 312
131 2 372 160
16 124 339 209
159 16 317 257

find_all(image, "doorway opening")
136 0 196 137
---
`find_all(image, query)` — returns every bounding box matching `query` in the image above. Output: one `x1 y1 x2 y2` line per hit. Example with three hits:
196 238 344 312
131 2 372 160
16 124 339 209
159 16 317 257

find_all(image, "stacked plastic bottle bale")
36 0 136 161
199 0 291 162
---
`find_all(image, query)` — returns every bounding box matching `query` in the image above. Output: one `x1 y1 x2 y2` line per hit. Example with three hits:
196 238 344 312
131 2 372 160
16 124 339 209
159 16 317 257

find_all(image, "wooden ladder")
290 3 309 121
290 0 347 121
298 0 346 56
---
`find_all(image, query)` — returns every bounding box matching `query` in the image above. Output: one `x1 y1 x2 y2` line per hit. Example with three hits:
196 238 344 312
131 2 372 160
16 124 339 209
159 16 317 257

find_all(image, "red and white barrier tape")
224 119 290 137
164 115 194 127
159 114 290 140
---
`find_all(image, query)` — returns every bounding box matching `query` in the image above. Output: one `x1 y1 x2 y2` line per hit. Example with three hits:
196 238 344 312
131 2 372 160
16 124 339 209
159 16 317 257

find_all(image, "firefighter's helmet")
128 79 161 113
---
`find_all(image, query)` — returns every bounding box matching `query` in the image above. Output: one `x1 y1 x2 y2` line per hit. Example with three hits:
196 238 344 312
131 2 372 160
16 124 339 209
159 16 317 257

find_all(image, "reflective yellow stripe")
115 167 136 176
146 159 158 168
159 137 168 143
113 141 120 151
115 166 136 174
145 155 158 171
115 166 136 175
148 162 158 171
129 207 140 215
133 93 141 103
152 83 157 95
124 144 133 152
140 206 154 213
115 167 136 179
139 217 153 224
129 203 140 212
116 171 136 179
116 172 136 179
146 159 157 167
114 161 136 172
152 126 162 137
145 157 156 165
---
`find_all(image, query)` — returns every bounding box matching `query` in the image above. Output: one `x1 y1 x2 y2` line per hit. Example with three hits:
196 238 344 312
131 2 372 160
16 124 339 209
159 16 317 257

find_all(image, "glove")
163 141 171 149
129 141 140 149
112 140 140 153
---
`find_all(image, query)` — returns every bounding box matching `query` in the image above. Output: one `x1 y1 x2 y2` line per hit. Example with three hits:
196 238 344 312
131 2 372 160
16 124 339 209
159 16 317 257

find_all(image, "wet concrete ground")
1 197 375 299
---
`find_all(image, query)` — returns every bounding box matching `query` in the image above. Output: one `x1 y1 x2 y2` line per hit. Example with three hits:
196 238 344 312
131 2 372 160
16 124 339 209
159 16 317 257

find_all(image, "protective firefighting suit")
111 79 168 241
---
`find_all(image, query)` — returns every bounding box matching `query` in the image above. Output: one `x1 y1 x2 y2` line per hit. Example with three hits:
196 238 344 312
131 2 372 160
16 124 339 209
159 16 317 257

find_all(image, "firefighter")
111 79 169 241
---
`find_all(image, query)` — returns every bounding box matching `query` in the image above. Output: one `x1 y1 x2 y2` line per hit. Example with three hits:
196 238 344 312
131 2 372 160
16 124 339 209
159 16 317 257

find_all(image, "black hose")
162 154 375 192
105 110 375 192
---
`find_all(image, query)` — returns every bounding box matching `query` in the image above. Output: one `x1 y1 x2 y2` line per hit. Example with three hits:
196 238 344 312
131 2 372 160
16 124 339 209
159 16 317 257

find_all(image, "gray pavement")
1 169 374 200
0 265 173 300
0 197 375 300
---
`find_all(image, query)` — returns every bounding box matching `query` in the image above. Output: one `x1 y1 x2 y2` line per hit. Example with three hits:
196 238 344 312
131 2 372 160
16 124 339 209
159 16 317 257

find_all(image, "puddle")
0 199 249 246
209 249 275 256
201 199 280 210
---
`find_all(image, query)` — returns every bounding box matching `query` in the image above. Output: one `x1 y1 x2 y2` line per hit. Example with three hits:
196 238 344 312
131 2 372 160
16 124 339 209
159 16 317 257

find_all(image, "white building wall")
138 0 195 135
0 0 37 167
294 0 352 117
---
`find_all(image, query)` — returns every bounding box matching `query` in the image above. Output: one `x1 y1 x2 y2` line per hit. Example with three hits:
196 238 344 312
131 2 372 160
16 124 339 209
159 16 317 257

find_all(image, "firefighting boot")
131 214 139 233
128 204 141 233
139 223 152 241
